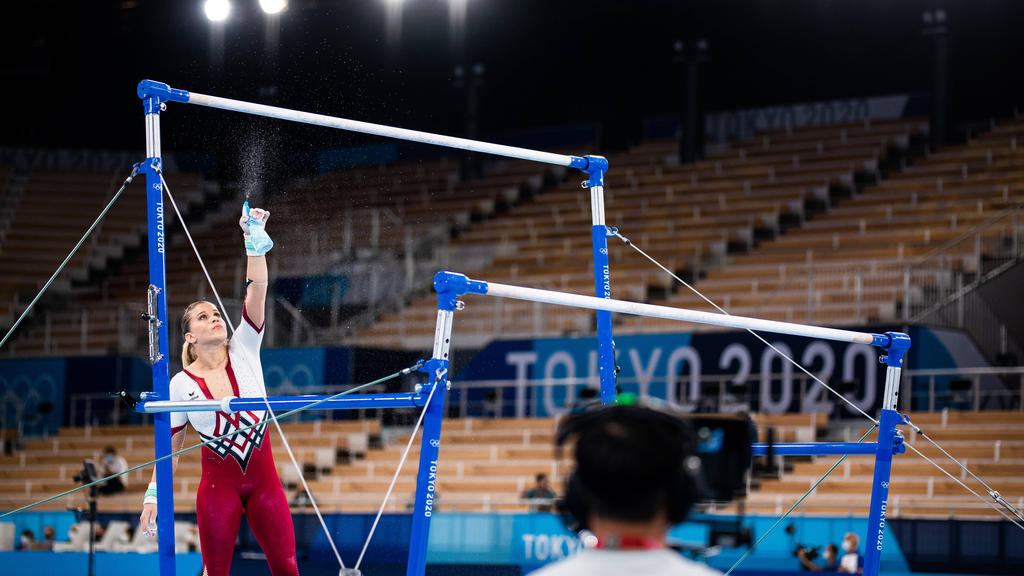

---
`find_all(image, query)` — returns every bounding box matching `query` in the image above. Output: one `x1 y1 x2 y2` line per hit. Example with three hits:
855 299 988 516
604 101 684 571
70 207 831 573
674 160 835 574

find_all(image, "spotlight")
259 0 287 14
204 0 230 22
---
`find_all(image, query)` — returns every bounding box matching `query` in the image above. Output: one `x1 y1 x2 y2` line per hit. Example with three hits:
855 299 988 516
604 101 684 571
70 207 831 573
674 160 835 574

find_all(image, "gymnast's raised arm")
239 204 271 329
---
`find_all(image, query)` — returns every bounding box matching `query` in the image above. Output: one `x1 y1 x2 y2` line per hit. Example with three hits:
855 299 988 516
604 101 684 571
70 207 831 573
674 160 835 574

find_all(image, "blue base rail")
752 441 906 457
137 392 426 414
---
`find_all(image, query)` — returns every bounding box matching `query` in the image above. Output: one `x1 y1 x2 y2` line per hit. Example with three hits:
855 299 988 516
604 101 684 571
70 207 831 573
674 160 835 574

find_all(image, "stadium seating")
728 409 1024 519
6 116 1023 353
624 118 1024 333
3 119 1023 525
0 168 206 356
0 419 381 513
1 155 558 355
356 118 930 348
2 410 1019 519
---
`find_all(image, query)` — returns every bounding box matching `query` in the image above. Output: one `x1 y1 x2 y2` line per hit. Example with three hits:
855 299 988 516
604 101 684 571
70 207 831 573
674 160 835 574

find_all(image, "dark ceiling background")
1 0 1022 156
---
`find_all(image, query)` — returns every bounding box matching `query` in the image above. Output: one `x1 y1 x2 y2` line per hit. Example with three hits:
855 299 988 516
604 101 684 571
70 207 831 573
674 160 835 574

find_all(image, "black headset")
554 403 703 533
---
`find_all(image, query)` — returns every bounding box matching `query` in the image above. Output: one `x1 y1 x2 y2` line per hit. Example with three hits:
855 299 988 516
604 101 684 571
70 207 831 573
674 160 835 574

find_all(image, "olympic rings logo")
263 364 317 396
0 371 59 427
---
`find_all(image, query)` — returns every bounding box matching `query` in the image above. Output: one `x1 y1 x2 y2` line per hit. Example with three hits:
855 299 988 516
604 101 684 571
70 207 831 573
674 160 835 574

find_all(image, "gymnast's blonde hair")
180 301 228 368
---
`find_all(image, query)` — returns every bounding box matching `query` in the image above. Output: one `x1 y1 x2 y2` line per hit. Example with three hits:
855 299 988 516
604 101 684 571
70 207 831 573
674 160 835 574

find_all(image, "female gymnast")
139 205 299 576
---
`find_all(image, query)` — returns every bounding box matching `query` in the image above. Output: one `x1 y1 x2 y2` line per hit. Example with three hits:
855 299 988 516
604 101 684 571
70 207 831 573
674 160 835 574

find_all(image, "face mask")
842 540 853 552
21 537 31 546
106 455 114 463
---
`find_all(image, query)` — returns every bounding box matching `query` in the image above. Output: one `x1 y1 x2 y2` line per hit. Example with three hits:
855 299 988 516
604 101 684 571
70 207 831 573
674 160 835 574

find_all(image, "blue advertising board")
453 326 993 417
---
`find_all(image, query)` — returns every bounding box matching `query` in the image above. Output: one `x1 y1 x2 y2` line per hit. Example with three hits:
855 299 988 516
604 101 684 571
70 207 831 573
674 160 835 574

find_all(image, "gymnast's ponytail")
181 341 197 368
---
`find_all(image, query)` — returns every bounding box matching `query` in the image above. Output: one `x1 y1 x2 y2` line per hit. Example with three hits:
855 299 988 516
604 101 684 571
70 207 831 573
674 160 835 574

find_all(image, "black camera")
684 414 754 502
73 460 98 485
794 543 820 560
785 524 820 560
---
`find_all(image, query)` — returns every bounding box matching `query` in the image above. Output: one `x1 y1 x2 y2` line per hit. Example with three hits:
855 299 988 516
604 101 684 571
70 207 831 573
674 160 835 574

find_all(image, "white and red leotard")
170 306 298 576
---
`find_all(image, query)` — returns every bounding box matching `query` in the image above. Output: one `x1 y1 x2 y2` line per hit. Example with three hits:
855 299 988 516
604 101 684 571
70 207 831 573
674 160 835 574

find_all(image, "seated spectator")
42 526 56 549
182 523 200 553
838 532 863 574
19 529 35 550
291 490 312 508
98 446 128 495
522 473 558 512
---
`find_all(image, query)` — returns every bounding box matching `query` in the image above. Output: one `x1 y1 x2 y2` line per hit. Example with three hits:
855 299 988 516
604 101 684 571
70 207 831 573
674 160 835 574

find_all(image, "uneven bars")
137 80 592 170
434 271 894 348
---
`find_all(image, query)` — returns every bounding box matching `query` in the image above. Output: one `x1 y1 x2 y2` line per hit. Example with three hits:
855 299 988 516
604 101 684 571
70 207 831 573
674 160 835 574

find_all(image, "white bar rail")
189 92 580 166
435 271 889 347
137 80 586 168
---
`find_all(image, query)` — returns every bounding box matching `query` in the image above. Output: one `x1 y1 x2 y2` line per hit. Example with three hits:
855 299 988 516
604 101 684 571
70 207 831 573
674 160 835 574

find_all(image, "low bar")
435 271 888 347
136 393 425 414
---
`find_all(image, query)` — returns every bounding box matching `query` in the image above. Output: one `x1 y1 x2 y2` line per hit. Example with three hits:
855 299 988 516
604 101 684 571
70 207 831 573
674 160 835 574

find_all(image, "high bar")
137 80 589 170
434 271 896 348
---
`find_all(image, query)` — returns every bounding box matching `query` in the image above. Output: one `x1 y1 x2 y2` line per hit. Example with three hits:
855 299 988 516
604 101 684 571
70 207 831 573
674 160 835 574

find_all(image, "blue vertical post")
406 278 458 576
138 84 175 576
863 332 910 576
583 156 615 404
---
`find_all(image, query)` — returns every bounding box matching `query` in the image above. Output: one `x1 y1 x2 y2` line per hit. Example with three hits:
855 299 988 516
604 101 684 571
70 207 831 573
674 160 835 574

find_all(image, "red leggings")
195 429 298 576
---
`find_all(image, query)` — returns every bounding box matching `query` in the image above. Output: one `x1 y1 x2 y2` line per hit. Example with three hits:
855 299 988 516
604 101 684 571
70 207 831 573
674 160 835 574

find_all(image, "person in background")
18 529 35 550
98 446 129 495
798 543 839 572
838 532 864 574
532 404 721 576
41 526 56 550
522 473 558 512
